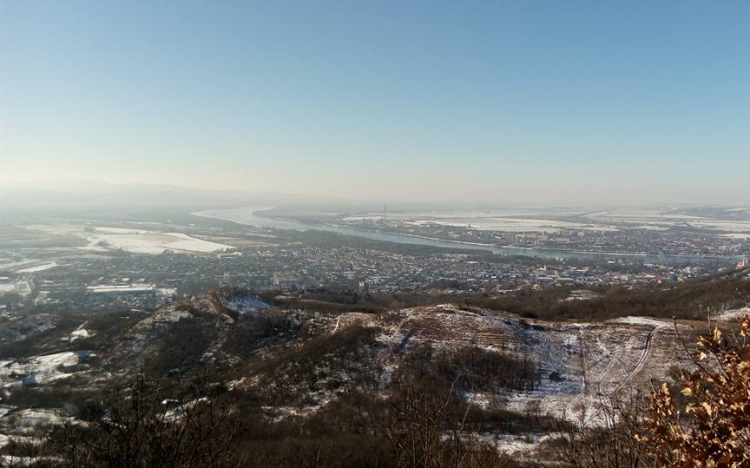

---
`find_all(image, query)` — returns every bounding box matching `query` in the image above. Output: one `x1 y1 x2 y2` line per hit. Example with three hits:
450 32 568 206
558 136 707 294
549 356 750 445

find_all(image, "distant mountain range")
0 180 328 215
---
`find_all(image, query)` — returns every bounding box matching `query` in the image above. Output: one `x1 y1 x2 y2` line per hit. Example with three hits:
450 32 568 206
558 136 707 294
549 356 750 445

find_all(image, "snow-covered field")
584 209 704 219
198 206 750 241
582 209 750 233
87 283 156 293
410 217 617 233
689 219 750 232
0 259 42 272
161 232 231 252
343 210 536 222
347 207 750 235
16 262 58 273
723 233 750 240
344 209 617 232
81 228 232 254
24 224 232 255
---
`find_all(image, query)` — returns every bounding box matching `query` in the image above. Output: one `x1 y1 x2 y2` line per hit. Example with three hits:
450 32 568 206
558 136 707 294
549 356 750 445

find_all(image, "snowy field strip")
343 210 536 222
690 219 750 232
0 259 42 271
16 262 58 273
162 232 232 253
87 283 155 293
723 233 750 240
410 217 617 233
612 316 670 328
717 307 750 322
584 209 706 220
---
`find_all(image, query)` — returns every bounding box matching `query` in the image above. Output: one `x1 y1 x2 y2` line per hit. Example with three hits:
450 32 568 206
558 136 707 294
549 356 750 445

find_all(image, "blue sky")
1 1 748 203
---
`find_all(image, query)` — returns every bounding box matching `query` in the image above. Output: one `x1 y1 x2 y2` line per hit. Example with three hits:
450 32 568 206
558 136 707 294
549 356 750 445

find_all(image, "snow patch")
716 307 750 322
612 316 669 328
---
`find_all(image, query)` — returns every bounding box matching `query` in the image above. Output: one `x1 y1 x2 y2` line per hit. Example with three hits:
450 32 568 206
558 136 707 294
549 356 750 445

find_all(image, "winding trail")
614 326 659 392
579 328 589 396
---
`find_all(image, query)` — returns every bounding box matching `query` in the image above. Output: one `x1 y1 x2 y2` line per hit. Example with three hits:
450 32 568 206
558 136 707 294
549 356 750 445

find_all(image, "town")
2 214 746 316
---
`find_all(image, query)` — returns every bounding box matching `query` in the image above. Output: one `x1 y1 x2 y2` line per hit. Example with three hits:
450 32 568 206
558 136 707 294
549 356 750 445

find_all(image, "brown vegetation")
638 315 750 467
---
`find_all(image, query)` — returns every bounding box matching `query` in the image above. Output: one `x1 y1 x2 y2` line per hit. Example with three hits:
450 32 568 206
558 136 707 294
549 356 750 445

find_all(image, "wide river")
194 207 741 265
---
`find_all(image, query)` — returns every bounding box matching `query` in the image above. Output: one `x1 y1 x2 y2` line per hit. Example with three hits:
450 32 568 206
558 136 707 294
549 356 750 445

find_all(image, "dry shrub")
638 315 750 467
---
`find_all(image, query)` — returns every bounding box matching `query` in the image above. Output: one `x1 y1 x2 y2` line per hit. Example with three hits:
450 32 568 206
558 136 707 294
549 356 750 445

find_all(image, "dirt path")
579 328 588 396
614 326 659 392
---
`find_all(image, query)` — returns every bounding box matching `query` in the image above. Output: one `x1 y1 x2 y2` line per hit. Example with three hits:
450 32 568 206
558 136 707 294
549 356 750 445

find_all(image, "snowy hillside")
0 287 742 461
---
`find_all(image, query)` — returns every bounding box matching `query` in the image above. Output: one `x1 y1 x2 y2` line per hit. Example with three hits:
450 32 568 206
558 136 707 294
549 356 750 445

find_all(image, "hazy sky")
1 1 748 204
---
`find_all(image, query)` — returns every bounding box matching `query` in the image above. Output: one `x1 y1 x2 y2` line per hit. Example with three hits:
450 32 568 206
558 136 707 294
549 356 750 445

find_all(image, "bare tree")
544 392 656 468
50 371 242 468
383 368 510 468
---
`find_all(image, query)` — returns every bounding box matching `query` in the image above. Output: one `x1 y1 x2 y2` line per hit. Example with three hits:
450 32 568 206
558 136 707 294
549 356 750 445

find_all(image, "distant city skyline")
1 1 749 204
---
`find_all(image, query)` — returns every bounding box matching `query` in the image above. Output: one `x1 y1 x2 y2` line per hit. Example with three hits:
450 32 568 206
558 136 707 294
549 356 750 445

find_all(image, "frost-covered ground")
0 314 60 343
5 409 66 432
69 322 92 342
336 305 690 427
220 292 270 314
563 290 603 301
0 409 69 465
0 343 99 445
717 306 750 321
0 294 717 460
0 351 93 387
